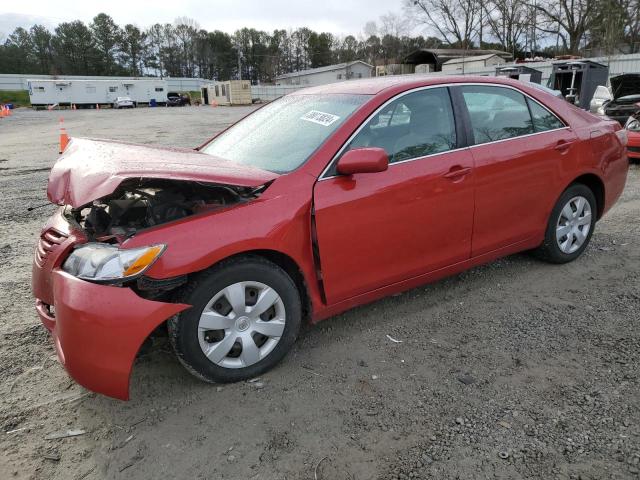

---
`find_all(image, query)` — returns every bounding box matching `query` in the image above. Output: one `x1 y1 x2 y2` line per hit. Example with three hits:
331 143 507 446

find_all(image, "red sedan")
625 114 640 160
32 76 629 400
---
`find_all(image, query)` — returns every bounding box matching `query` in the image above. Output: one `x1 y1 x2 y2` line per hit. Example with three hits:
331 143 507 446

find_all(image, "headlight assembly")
62 243 165 282
625 117 640 132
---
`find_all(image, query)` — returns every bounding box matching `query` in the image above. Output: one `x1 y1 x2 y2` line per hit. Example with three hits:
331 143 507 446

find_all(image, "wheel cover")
197 281 286 369
555 195 592 254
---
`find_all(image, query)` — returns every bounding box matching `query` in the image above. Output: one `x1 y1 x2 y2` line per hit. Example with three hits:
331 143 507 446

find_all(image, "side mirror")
336 147 389 175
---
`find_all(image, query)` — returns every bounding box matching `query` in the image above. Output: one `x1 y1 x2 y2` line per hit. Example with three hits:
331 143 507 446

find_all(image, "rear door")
457 85 576 256
313 87 475 304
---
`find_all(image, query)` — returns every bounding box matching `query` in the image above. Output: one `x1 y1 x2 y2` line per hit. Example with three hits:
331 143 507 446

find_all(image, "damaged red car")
32 76 629 400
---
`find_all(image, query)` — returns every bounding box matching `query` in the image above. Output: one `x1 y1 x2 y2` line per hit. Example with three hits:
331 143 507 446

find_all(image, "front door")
313 87 475 305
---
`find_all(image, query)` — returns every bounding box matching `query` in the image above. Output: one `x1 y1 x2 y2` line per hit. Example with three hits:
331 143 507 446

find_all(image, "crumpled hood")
47 137 279 208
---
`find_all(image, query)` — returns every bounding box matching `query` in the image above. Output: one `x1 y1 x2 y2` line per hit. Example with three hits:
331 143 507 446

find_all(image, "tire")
168 256 302 383
534 183 597 263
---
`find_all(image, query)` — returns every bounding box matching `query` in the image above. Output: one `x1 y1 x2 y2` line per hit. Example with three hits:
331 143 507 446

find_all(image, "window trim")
319 82 569 180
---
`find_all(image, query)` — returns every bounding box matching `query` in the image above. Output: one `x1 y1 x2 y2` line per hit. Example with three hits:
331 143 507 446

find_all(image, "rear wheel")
168 257 302 383
534 184 597 263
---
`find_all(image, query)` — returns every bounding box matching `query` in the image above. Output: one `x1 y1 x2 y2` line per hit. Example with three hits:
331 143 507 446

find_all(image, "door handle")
443 166 472 179
554 140 575 152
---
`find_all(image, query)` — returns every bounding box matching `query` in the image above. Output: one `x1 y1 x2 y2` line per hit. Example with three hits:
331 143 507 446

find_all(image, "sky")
0 0 410 38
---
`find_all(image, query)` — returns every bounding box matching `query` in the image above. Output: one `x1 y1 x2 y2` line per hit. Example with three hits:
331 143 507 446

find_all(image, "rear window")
527 98 565 132
461 85 534 143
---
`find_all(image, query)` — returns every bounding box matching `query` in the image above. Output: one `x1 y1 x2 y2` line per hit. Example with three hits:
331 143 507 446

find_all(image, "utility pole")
478 8 483 48
527 0 538 59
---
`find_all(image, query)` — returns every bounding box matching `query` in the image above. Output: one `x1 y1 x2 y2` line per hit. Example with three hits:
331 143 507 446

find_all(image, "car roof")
295 75 531 96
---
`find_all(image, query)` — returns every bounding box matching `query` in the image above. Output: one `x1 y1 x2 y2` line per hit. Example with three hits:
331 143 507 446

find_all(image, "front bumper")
32 209 190 400
35 270 189 400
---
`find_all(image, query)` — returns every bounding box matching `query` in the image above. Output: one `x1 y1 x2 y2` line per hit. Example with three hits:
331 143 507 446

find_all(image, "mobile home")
27 78 169 107
202 80 252 106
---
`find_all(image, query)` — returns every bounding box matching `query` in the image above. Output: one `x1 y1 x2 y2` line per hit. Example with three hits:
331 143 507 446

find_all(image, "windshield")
201 94 370 173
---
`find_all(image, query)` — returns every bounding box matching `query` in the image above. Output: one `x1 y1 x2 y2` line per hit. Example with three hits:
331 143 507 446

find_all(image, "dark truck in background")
166 92 191 106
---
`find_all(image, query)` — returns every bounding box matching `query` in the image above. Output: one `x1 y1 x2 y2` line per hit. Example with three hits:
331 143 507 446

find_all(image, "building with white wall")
0 74 204 92
27 78 169 107
275 61 373 86
441 54 506 73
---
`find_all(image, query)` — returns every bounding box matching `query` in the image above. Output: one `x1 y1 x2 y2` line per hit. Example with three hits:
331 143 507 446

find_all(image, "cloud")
1 0 408 36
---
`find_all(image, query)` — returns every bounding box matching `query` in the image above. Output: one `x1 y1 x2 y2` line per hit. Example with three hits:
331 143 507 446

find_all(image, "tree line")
407 0 640 57
1 1 638 84
0 13 443 83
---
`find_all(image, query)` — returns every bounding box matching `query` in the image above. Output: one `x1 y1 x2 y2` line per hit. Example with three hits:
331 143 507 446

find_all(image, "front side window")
461 85 533 144
345 87 457 163
108 86 118 92
202 94 369 173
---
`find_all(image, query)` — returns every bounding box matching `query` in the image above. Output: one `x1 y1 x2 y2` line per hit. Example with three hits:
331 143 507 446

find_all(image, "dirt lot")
0 106 638 480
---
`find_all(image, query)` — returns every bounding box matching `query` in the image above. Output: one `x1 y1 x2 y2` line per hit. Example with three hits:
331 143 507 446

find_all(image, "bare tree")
483 0 528 53
406 0 483 48
363 21 379 38
618 0 640 53
531 0 595 54
380 12 411 38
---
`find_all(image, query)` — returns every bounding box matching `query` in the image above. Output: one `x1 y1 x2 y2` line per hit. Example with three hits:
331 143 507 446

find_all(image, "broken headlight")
62 243 165 282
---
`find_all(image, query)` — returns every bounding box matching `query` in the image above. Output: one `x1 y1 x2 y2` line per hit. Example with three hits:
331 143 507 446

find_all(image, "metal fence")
0 74 208 92
3 52 640 97
416 52 640 84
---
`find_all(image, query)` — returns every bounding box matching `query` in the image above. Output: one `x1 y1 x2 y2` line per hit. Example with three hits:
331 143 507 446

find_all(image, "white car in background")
590 85 612 114
113 96 135 109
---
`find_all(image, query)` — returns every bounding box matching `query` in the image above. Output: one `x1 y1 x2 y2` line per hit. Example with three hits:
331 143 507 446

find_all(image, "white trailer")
27 78 169 107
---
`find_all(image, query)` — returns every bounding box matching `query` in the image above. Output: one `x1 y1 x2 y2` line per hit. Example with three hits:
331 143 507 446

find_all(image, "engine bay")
66 178 265 241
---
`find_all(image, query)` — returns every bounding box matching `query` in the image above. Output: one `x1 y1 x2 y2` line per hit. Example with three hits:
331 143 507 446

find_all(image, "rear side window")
527 98 565 132
461 86 533 144
346 87 457 163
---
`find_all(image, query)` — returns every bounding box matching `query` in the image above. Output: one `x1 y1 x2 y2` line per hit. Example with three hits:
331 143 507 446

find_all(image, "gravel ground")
0 106 638 480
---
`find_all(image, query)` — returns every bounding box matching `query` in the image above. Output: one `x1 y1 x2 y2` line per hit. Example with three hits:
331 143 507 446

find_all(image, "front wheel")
534 184 597 263
168 257 302 383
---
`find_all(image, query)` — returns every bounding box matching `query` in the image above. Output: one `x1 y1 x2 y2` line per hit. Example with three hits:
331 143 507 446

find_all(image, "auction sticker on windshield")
300 110 340 126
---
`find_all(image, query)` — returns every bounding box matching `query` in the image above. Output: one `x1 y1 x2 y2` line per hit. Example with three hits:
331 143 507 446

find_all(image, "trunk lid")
47 138 278 208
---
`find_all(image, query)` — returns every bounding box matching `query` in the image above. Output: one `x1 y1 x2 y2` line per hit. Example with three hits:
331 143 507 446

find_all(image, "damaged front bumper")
32 209 190 400
35 271 189 400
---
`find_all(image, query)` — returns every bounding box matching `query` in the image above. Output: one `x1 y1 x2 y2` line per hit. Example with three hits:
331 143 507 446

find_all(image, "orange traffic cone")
59 117 70 154
0 106 6 117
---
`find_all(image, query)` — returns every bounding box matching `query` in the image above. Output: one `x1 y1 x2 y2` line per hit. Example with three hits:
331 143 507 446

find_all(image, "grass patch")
187 90 201 101
0 90 30 107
